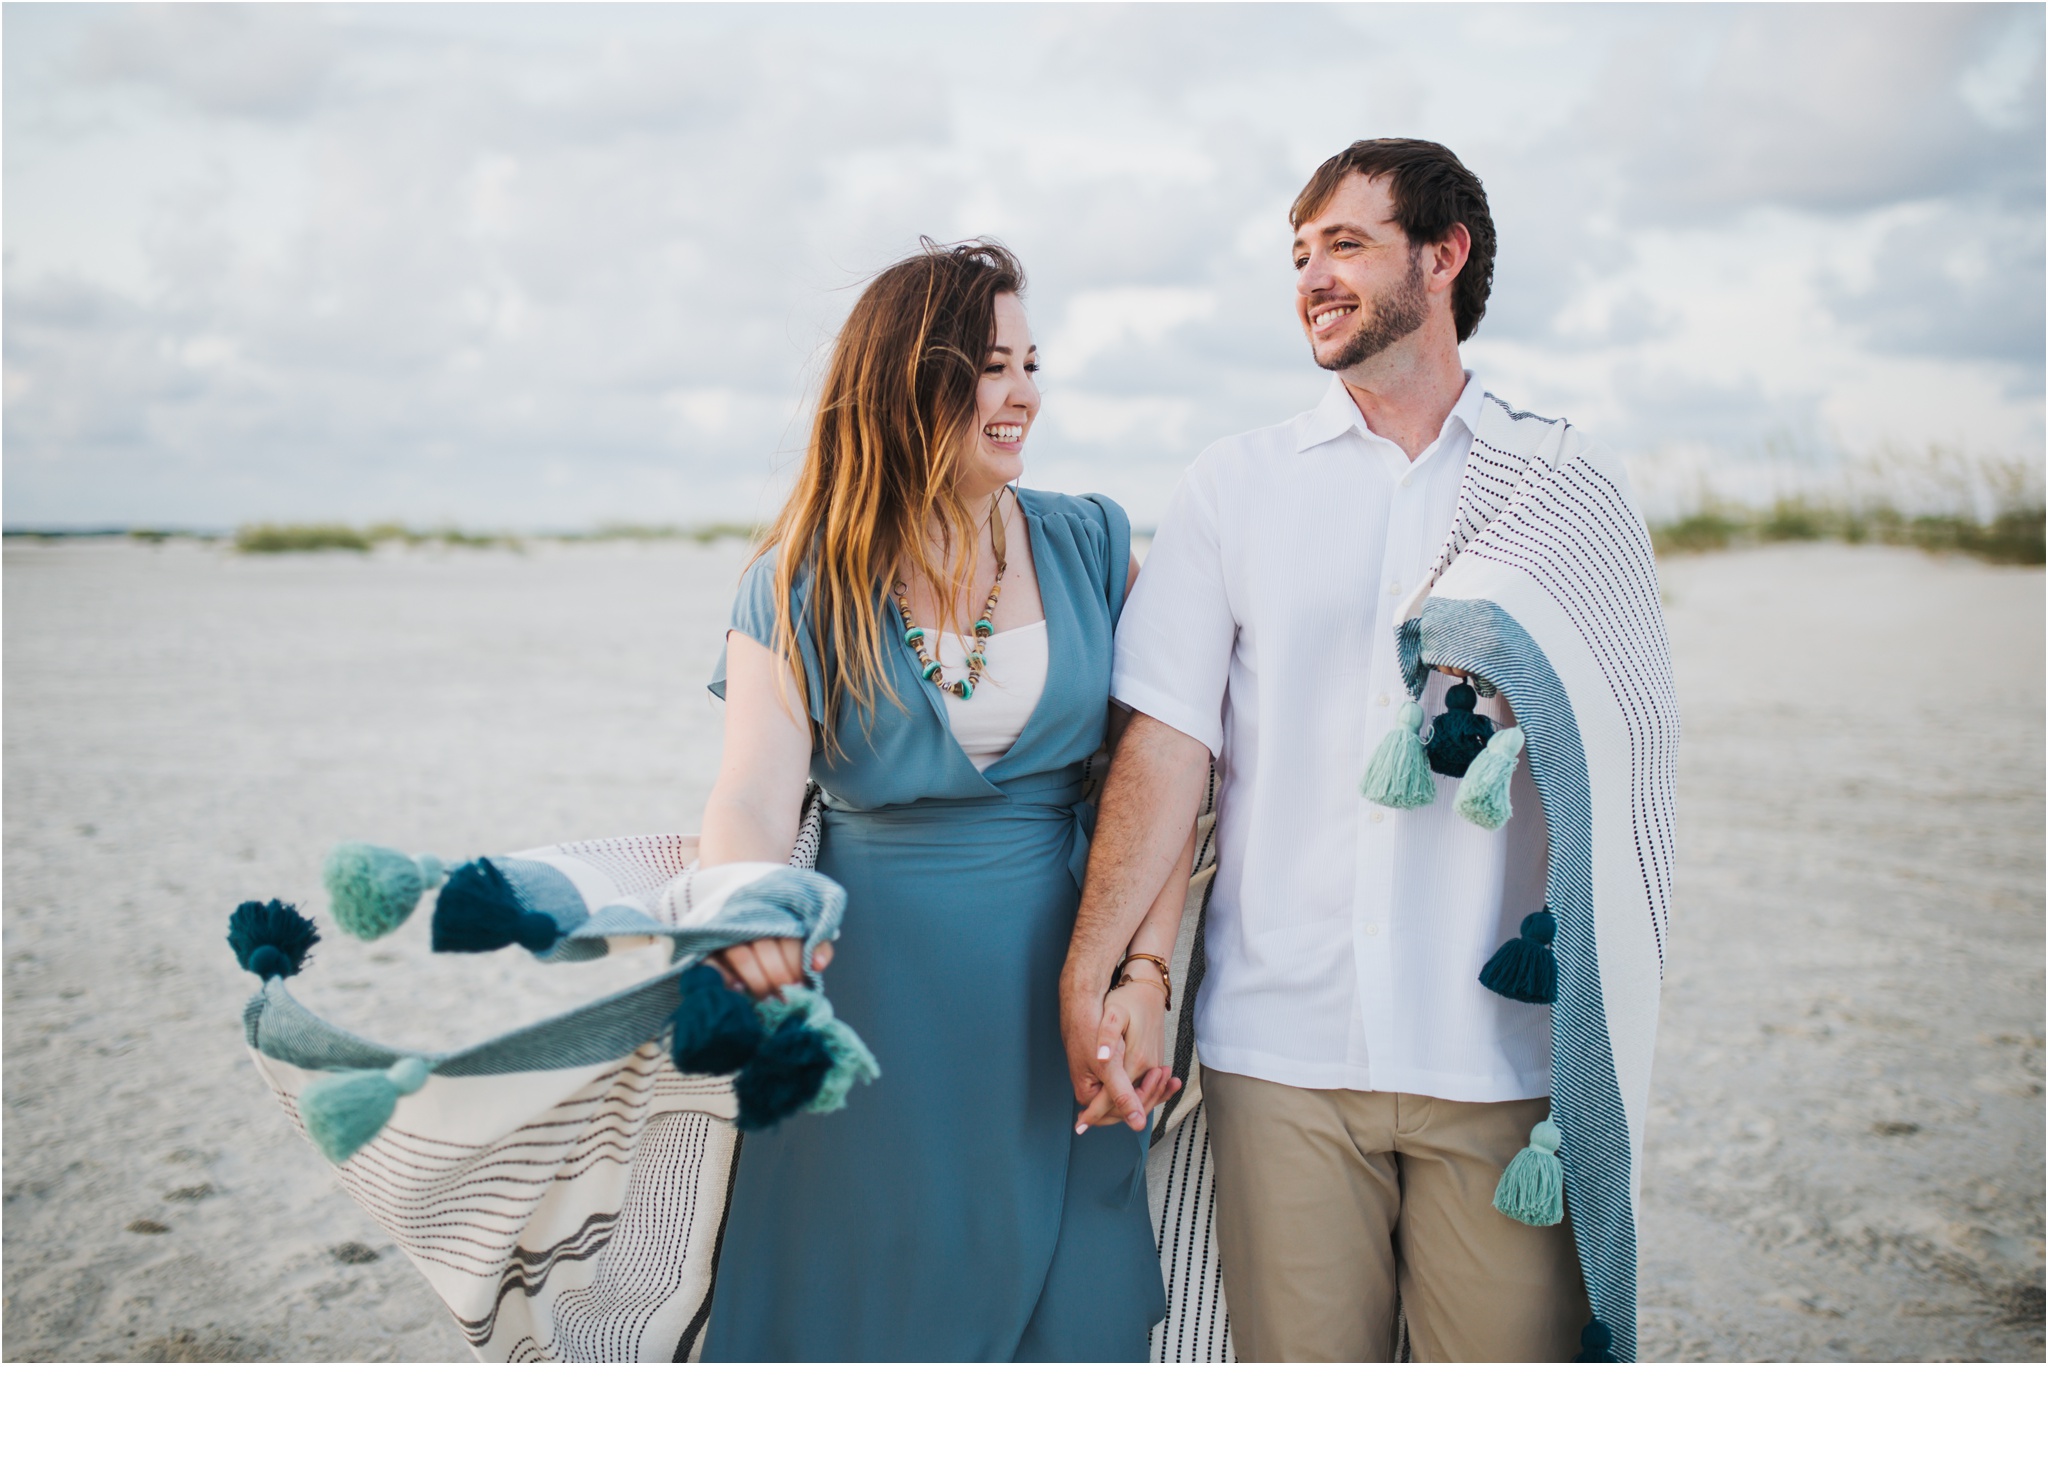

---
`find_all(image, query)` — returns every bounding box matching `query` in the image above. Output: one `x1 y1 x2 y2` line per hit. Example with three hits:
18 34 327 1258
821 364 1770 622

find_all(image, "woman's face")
965 292 1039 498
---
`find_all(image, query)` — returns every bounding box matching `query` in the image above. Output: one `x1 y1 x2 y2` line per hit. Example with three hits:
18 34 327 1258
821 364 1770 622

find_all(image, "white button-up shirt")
1114 373 1553 1101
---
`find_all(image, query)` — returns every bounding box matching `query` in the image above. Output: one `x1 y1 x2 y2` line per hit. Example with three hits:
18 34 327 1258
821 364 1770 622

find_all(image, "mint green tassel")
1493 1117 1564 1226
756 986 881 1115
324 843 446 941
1455 725 1524 830
300 1057 430 1164
1361 702 1436 809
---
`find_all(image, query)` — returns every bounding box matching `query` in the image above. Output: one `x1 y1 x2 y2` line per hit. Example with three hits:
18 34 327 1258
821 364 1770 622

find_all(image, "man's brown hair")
1291 139 1496 343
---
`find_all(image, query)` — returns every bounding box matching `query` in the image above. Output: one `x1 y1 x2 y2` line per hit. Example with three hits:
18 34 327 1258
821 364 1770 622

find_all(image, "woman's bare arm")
699 630 828 994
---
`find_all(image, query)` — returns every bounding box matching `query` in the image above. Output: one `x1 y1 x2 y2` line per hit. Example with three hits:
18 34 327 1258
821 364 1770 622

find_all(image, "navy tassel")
669 965 765 1074
227 899 320 978
1425 681 1495 777
733 1015 834 1131
431 859 559 954
1479 909 1558 1004
1575 1320 1617 1362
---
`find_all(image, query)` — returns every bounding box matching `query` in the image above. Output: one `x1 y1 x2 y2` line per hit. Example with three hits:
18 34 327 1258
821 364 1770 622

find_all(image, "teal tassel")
733 1017 834 1130
669 965 765 1074
299 1057 429 1164
227 899 319 978
1425 681 1495 776
1454 725 1523 830
1493 1117 1565 1226
323 843 445 941
758 986 881 1114
1575 1320 1617 1362
1361 702 1437 809
1480 909 1558 1004
431 859 559 954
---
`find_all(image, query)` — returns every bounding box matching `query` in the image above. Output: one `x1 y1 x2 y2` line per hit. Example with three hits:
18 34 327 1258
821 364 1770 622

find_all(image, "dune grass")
232 522 522 553
1650 498 2046 565
226 520 763 552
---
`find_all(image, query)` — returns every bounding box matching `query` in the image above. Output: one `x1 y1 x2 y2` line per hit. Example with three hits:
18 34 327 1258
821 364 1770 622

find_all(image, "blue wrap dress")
702 489 1165 1362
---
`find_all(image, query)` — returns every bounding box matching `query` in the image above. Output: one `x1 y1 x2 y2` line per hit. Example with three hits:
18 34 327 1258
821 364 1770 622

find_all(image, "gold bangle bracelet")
1114 953 1173 1009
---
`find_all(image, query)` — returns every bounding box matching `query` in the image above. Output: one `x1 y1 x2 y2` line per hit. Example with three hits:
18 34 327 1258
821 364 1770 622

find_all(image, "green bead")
966 652 985 670
903 626 925 646
973 618 994 636
954 680 974 700
921 661 943 682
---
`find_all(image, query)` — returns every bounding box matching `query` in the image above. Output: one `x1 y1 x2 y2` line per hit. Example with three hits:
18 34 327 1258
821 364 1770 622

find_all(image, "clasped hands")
1063 976 1181 1134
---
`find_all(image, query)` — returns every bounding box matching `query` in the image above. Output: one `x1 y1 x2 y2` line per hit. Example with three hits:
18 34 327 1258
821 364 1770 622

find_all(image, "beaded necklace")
893 487 1010 702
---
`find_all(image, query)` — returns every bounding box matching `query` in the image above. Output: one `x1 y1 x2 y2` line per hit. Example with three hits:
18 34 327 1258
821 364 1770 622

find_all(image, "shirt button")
1365 923 1380 936
1389 581 1402 596
1377 693 1389 707
1371 810 1384 824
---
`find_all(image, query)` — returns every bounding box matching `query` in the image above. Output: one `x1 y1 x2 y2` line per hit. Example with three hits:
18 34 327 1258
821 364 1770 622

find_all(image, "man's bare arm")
1059 711 1213 1122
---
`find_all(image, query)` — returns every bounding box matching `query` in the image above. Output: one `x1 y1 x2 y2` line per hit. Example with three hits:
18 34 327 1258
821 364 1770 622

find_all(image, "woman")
698 239 1188 1361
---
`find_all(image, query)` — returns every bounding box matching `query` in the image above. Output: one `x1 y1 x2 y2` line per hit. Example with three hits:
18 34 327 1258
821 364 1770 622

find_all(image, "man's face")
1293 171 1428 373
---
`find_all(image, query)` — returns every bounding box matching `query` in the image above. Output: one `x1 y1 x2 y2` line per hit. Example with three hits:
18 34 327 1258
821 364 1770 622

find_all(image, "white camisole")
931 621 1048 770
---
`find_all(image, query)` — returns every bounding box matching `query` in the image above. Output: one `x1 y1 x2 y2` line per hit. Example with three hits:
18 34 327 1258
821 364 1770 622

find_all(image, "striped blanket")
244 792 1235 1361
1391 393 1681 1361
243 841 844 1361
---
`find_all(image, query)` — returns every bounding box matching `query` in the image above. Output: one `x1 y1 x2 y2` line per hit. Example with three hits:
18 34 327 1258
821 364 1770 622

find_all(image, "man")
1061 139 1678 1362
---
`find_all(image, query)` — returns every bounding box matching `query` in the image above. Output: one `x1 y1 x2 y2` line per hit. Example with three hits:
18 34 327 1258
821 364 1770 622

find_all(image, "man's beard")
1314 247 1427 372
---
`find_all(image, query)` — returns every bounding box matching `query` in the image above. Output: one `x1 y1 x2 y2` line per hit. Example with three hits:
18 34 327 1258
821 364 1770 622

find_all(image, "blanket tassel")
227 899 320 979
1426 681 1494 777
431 858 559 954
669 966 765 1074
669 968 882 1130
1454 725 1523 829
300 1057 430 1164
1493 1117 1565 1226
324 842 446 941
1361 701 1437 809
1575 1320 1617 1362
1480 909 1558 1004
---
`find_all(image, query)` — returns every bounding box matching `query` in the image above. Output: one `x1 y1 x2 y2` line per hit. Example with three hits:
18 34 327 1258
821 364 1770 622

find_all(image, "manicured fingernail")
1075 1122 1087 1135
1096 1045 1111 1061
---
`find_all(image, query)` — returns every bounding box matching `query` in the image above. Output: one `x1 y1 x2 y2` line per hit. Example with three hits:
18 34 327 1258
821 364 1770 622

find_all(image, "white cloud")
2 2 2039 531
1044 287 1217 377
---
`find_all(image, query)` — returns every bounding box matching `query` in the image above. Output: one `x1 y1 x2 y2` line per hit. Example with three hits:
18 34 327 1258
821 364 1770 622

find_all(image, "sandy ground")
3 537 2040 1362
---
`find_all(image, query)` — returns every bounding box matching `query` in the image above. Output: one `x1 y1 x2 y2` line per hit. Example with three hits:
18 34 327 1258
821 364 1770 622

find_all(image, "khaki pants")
1203 1069 1589 1362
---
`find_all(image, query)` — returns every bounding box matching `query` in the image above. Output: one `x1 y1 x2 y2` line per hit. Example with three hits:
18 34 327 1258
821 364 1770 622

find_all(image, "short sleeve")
1079 492 1133 625
709 550 828 724
1111 463 1235 756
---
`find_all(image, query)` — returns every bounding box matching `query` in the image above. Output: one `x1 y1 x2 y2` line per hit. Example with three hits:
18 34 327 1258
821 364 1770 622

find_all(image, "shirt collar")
1294 370 1485 457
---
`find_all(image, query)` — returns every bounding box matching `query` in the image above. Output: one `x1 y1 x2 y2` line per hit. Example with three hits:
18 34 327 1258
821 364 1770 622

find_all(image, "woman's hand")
709 938 832 999
1073 980 1181 1133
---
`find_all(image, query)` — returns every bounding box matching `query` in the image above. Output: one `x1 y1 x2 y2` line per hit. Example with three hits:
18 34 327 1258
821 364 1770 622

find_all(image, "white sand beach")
3 536 2041 1361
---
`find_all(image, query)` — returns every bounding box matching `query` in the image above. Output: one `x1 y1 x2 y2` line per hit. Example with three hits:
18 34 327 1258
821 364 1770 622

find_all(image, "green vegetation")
233 523 376 553
1648 447 2045 566
232 522 522 553
225 520 766 553
1651 498 2044 566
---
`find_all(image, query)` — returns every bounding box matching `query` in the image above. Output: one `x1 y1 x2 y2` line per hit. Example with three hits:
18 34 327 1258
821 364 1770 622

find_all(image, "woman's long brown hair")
756 238 1025 759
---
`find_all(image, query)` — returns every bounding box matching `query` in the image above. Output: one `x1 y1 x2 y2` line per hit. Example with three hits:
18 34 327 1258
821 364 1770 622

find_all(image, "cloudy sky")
5 2 2042 530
